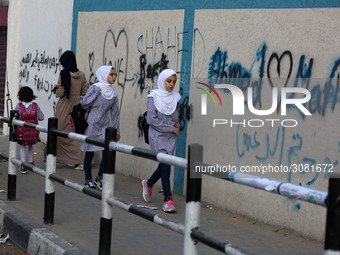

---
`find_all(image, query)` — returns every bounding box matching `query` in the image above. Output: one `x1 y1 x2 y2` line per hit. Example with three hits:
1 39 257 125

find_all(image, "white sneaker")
94 178 103 190
21 167 27 174
74 164 83 170
85 181 95 189
141 179 152 203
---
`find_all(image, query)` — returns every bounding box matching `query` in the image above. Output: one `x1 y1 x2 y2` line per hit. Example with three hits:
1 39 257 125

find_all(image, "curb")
0 200 86 255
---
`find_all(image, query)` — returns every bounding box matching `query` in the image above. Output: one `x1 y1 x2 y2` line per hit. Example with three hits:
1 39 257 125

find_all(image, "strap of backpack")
86 106 91 121
18 103 28 116
84 89 101 121
29 102 38 116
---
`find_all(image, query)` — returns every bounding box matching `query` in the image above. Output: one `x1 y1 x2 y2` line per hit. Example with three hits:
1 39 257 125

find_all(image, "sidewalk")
0 134 323 255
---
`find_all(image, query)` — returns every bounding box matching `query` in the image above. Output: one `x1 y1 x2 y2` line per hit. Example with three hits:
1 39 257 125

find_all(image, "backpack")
17 102 40 145
68 104 91 134
140 111 149 144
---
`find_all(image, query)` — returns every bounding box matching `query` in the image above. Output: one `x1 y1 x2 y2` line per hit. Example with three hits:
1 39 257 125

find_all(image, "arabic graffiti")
18 48 63 101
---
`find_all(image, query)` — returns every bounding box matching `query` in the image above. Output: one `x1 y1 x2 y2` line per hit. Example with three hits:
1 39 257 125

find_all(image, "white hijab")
94 65 116 100
147 69 181 115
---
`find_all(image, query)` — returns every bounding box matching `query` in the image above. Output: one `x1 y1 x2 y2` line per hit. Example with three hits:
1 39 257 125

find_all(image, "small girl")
15 86 44 174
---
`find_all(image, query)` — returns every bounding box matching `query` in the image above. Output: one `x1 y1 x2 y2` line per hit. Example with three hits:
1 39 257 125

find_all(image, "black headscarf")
59 51 79 99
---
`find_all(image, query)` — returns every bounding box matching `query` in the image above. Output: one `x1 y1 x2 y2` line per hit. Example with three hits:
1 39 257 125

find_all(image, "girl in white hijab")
80 65 120 190
147 69 181 115
94 65 117 100
141 69 181 213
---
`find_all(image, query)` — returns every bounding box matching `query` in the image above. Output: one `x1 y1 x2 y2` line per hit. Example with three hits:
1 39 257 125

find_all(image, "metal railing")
1 110 339 255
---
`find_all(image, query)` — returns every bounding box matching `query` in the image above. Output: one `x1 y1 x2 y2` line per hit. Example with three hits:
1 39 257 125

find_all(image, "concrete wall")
188 8 340 241
5 0 340 241
5 0 74 141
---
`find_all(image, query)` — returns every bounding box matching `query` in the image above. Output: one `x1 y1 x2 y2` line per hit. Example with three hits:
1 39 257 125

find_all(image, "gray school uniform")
147 97 179 155
80 85 120 152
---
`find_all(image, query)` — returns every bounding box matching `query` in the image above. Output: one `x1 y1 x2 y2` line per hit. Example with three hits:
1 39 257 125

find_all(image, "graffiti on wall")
207 43 340 210
135 26 186 94
136 52 169 94
208 44 340 116
18 48 62 112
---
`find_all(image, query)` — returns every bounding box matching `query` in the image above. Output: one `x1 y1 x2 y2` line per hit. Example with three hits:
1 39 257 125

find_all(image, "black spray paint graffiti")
33 75 54 100
135 26 187 95
19 49 62 81
192 28 206 79
18 65 29 83
267 50 293 88
137 26 182 70
18 48 63 100
103 29 128 93
136 53 169 94
267 50 293 113
88 52 95 85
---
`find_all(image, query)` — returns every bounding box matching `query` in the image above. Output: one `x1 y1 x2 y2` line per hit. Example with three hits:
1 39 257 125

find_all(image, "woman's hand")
173 122 180 135
116 134 121 142
173 127 179 135
53 84 58 93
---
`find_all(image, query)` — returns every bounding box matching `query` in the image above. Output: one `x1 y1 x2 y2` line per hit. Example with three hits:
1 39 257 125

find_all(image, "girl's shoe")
74 164 83 170
141 179 152 202
21 167 27 174
94 178 102 190
162 197 176 213
85 181 95 189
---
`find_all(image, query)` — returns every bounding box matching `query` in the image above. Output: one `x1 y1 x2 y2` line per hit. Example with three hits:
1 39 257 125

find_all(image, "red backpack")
17 102 40 145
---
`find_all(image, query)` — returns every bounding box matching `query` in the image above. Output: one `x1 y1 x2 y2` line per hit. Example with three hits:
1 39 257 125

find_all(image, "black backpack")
68 104 91 134
139 111 149 144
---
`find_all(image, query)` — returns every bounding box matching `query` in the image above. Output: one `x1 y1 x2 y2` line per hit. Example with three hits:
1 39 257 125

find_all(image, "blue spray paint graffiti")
236 125 338 210
211 43 340 210
208 44 340 117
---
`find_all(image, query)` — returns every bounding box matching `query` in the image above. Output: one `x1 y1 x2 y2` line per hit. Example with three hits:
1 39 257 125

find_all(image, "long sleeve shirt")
147 97 179 155
80 85 120 152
